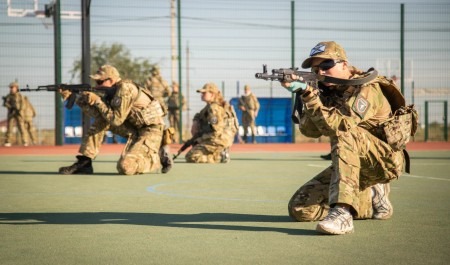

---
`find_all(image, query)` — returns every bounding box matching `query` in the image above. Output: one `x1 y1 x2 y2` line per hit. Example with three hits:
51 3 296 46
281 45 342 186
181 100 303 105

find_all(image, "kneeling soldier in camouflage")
186 83 238 163
282 41 417 235
59 65 172 175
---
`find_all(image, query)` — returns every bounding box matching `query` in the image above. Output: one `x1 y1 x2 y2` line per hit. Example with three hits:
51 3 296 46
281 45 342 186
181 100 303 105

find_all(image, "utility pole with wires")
186 42 190 136
170 0 177 84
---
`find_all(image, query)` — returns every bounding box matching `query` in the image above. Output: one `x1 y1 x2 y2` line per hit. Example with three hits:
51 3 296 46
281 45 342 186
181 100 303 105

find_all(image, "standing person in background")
167 81 186 141
145 66 171 113
186 83 238 163
21 94 38 145
2 82 28 147
238 85 260 143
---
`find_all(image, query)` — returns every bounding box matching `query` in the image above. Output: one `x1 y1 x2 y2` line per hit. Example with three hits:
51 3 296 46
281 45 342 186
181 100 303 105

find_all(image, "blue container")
230 97 293 143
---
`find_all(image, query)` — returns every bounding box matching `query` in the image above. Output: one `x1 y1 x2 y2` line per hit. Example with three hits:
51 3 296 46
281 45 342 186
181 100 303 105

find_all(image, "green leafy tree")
70 42 156 85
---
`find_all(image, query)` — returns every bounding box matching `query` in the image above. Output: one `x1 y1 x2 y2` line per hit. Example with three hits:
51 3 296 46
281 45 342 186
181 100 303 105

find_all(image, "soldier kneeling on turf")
58 64 173 175
282 41 418 235
185 83 238 163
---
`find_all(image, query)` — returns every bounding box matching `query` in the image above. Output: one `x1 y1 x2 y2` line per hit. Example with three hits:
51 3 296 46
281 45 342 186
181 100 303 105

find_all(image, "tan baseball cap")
90 65 120 82
9 82 19 88
196 83 219 94
151 65 160 74
301 41 347 69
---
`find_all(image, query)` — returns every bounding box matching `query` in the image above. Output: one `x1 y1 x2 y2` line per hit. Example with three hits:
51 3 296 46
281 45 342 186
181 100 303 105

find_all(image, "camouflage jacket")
3 92 24 117
167 91 185 111
92 79 165 129
238 92 260 112
193 102 229 146
145 75 170 100
299 71 393 140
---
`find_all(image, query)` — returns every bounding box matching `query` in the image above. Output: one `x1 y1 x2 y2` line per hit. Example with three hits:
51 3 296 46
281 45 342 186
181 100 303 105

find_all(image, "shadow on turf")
0 170 117 176
20 160 118 163
174 157 327 163
0 212 318 236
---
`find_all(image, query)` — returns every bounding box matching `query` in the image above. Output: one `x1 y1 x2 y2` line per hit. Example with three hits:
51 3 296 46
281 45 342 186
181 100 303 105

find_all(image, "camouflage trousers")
5 114 27 144
288 126 404 221
168 109 180 131
168 109 180 140
78 117 163 175
242 111 257 138
23 119 38 145
185 141 225 163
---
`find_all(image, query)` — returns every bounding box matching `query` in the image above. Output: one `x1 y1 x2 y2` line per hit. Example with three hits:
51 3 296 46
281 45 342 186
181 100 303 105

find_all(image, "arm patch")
111 97 122 108
352 94 370 119
209 116 218 124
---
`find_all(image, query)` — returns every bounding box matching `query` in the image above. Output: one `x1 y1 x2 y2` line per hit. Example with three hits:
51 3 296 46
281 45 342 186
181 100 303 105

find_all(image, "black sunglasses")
311 60 344 74
96 78 110 85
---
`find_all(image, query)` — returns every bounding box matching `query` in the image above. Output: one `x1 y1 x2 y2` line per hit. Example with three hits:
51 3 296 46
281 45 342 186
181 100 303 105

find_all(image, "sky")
1 0 449 130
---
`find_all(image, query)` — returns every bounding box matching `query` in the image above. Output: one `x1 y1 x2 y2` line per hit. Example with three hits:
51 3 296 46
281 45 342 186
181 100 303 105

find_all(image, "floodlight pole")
81 0 92 138
400 3 405 95
46 0 64 146
177 0 183 143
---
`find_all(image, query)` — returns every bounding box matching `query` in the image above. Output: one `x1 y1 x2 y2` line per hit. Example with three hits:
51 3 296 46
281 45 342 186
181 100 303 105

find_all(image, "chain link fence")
1 0 449 144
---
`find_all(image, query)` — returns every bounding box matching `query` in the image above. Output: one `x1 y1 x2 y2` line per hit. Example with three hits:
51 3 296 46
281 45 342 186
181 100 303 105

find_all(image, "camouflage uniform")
21 95 38 145
61 65 168 175
238 85 260 143
288 68 405 221
145 67 170 112
3 82 28 146
167 82 185 138
186 83 238 163
88 79 166 175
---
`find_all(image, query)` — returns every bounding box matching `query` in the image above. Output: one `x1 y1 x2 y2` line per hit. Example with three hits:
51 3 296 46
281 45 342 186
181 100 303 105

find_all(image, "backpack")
223 103 239 146
22 96 36 118
167 93 180 110
376 76 419 151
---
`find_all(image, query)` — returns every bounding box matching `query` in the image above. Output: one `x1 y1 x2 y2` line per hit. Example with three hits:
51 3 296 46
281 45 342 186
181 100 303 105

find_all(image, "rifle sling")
316 68 378 86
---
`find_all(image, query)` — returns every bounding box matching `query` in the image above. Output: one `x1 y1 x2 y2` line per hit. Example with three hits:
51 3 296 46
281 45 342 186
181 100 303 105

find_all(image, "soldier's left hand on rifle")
59 89 72 101
280 75 308 93
83 92 101 105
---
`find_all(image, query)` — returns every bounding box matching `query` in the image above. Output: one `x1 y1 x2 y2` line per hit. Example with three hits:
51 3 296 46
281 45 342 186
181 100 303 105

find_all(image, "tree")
70 42 155 85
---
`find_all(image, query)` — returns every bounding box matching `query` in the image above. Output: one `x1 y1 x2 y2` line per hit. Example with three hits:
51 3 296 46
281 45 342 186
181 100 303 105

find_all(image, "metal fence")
1 0 449 144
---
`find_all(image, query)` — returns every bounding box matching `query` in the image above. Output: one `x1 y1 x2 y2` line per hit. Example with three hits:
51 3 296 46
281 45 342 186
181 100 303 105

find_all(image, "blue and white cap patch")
310 43 326 56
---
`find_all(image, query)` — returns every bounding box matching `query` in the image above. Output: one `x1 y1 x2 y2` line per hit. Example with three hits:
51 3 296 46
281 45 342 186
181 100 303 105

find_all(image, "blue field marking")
146 178 286 203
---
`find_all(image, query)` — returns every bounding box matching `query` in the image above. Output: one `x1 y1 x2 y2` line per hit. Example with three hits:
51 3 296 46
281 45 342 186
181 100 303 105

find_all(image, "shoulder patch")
352 94 370 119
111 97 122 108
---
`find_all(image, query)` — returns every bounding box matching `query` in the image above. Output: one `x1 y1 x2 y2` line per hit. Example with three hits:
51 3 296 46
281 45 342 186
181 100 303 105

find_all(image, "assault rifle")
255 64 379 124
173 133 201 160
255 64 319 83
20 84 114 110
255 64 379 86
